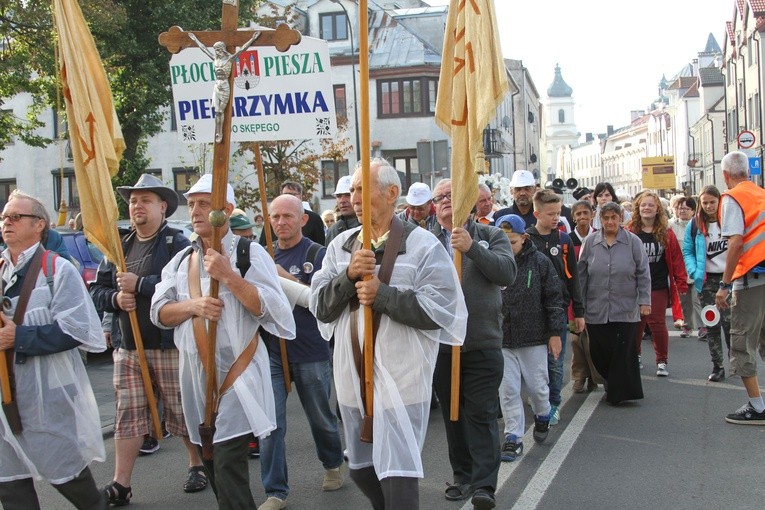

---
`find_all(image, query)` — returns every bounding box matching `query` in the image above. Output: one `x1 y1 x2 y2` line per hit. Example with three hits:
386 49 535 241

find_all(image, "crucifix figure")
187 31 260 143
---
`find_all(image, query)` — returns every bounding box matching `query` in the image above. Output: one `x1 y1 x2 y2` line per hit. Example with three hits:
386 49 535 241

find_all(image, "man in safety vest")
715 150 765 425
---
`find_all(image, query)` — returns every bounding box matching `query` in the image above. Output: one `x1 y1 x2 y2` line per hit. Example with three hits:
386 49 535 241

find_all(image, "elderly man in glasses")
0 190 107 510
429 179 517 509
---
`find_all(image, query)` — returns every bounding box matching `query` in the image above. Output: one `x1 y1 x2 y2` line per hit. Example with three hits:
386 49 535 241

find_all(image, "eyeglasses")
432 193 452 204
1 213 41 223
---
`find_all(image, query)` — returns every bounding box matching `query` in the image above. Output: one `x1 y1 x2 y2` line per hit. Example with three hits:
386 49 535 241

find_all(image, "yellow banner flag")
435 0 509 226
53 0 125 264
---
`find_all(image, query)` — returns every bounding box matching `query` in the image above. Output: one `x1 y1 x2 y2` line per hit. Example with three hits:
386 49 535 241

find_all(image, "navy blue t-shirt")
268 237 330 363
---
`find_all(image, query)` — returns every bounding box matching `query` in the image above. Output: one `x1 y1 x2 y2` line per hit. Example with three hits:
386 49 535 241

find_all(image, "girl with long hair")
682 185 731 381
628 191 688 377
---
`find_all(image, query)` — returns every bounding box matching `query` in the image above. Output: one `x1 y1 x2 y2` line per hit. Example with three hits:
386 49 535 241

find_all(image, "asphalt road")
34 316 765 509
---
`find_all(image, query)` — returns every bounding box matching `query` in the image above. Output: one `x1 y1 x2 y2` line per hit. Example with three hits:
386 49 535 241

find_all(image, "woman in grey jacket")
578 202 651 404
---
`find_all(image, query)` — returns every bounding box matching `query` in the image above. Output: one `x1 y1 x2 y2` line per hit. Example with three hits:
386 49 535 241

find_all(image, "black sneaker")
248 438 260 458
138 435 160 455
500 435 523 462
533 414 550 444
708 366 725 382
725 403 765 425
161 420 171 438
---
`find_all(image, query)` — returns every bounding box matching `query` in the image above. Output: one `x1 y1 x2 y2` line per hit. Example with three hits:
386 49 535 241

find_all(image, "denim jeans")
260 356 344 499
547 324 568 407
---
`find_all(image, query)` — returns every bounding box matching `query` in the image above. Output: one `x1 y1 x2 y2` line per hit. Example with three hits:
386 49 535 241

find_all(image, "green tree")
0 0 259 180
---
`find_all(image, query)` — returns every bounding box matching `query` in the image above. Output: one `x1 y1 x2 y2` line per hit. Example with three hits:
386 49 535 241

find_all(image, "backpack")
179 237 323 278
42 250 58 295
0 250 58 297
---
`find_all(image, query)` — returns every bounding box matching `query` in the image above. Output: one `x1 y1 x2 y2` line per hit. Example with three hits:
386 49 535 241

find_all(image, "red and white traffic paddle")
701 305 721 327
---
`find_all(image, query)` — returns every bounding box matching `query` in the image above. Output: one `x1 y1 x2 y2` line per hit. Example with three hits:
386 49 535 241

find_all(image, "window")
321 159 349 198
377 77 438 118
382 151 418 190
172 167 200 205
320 12 348 41
558 109 565 123
333 84 347 119
0 179 17 211
50 168 79 210
755 93 760 129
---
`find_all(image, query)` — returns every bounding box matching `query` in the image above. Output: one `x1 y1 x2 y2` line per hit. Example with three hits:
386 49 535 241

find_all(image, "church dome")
547 64 573 97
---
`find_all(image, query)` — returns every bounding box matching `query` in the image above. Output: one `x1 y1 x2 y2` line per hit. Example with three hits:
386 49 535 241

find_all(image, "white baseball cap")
406 182 432 206
184 173 237 207
333 175 352 196
509 170 536 188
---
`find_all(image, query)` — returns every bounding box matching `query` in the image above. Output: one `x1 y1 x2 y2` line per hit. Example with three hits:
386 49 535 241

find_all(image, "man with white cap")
399 182 437 230
494 170 538 229
90 173 203 505
325 175 359 246
150 174 296 509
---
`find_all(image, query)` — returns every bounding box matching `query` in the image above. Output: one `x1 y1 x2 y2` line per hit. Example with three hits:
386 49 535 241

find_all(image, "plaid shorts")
113 348 188 439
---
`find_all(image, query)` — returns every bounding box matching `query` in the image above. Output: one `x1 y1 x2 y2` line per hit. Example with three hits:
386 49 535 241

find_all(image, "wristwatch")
719 280 733 291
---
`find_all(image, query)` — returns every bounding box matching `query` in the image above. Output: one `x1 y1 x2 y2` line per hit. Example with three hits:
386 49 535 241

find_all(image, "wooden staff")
0 352 11 406
254 144 292 394
450 252 462 421
358 0 374 423
115 249 163 440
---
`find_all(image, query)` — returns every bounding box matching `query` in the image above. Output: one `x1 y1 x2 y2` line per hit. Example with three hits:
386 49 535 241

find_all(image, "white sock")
749 396 765 413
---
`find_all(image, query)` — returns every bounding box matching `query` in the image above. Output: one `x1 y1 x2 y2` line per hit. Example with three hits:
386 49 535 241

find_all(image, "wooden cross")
158 1 301 456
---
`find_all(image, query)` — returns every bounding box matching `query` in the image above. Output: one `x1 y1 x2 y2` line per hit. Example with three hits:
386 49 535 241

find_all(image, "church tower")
542 64 579 182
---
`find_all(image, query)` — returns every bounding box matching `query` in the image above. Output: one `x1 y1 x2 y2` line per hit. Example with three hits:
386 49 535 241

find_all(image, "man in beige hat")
90 174 205 505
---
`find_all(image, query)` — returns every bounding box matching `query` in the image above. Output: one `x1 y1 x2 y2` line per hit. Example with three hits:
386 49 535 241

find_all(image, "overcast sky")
426 0 733 139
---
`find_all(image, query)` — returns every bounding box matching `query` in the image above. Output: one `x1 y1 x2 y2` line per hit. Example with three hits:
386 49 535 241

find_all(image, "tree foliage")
0 0 259 171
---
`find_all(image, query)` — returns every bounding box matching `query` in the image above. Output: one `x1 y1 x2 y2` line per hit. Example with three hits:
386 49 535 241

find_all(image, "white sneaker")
656 362 669 377
258 497 287 510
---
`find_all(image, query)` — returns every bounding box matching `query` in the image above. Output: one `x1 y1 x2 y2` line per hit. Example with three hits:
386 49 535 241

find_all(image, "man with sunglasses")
0 190 107 509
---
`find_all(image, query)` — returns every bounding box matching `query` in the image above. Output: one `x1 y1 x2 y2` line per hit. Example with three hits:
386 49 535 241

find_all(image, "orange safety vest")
720 180 765 280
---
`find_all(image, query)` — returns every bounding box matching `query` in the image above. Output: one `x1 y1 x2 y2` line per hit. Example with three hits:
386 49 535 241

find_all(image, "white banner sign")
169 34 336 142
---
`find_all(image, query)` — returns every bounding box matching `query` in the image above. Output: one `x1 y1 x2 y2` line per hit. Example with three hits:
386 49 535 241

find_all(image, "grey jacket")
577 227 651 324
314 221 441 330
432 220 517 352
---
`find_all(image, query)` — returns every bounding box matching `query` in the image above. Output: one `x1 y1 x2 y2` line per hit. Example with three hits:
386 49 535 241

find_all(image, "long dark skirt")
587 322 643 404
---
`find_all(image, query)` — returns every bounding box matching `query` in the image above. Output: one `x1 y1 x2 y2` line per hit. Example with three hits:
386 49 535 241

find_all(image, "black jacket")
501 241 565 349
90 222 189 350
526 226 585 318
325 213 360 247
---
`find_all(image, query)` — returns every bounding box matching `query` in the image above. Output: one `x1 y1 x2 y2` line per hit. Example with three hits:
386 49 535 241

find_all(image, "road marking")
508 390 600 510
459 385 582 510
640 374 744 391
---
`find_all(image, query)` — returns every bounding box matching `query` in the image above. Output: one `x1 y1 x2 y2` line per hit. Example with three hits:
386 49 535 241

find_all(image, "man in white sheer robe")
310 159 467 509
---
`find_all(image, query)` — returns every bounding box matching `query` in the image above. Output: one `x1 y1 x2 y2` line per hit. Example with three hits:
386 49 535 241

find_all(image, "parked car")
57 229 104 288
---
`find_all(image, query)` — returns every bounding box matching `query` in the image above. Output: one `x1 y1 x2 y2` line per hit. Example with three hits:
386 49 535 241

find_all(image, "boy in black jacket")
496 214 564 462
526 190 585 426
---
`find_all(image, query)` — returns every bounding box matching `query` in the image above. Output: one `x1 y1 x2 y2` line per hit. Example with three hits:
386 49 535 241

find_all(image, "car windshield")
87 241 104 263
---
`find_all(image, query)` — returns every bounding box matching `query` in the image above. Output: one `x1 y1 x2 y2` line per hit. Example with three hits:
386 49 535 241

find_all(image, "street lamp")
330 0 361 162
